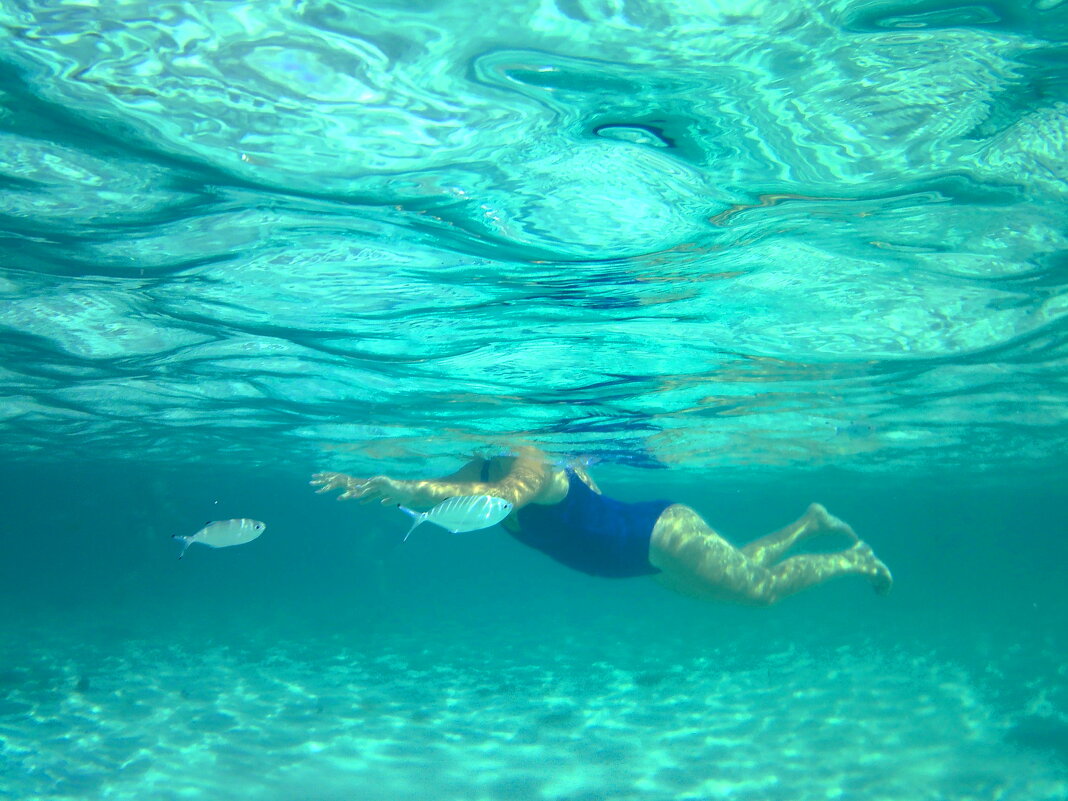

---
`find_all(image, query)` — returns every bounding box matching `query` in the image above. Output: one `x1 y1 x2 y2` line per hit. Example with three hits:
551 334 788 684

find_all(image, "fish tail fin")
172 534 191 560
397 505 425 542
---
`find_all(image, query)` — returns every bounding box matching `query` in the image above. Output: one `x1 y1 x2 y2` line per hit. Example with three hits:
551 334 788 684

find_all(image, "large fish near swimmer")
173 519 266 559
398 495 513 542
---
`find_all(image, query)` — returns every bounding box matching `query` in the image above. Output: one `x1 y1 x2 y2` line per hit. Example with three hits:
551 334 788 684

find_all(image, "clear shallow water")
1 0 1067 472
2 465 1067 800
2 1 1068 799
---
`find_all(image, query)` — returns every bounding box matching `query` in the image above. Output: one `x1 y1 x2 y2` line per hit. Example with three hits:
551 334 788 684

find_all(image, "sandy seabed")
0 620 1064 801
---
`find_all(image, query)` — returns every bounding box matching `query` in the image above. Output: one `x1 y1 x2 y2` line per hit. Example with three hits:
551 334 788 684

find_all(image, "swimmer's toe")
871 559 893 596
867 550 893 596
807 503 860 543
853 542 893 596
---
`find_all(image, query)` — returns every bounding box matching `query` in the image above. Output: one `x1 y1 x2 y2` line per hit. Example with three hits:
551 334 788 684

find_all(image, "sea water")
1 1 1067 799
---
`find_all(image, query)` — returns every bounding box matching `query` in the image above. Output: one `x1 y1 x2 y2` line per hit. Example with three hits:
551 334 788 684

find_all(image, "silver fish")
398 495 513 542
173 518 266 559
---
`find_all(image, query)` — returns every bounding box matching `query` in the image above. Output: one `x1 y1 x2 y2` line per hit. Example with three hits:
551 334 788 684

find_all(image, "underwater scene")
2 0 1067 799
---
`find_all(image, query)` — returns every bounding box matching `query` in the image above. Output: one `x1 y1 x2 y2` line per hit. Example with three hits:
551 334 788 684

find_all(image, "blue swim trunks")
511 469 672 578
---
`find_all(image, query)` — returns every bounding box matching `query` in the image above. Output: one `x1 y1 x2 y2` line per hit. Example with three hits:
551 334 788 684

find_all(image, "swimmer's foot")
804 503 861 544
852 542 893 596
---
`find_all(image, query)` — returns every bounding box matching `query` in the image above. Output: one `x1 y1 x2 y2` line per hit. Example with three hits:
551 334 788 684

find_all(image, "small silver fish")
398 495 513 542
173 518 266 559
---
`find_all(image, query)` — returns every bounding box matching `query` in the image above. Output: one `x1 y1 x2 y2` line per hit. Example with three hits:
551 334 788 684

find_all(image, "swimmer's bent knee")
740 585 778 607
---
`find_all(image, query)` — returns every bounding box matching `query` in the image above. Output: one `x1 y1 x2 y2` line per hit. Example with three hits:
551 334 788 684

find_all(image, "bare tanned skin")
311 449 565 509
312 450 892 605
649 503 891 606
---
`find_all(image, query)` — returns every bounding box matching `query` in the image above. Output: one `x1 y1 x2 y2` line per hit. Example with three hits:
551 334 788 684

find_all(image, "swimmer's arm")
311 454 551 509
310 459 486 505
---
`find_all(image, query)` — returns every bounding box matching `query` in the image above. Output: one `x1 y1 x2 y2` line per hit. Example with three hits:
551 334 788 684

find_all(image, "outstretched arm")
311 451 552 510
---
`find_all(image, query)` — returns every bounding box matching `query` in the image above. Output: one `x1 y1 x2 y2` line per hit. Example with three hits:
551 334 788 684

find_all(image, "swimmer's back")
510 469 672 578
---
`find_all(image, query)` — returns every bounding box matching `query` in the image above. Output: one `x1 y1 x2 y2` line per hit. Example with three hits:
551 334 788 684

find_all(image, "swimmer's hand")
311 472 418 505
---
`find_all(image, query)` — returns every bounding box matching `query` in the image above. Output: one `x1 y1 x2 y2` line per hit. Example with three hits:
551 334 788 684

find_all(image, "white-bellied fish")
398 495 513 542
174 519 266 559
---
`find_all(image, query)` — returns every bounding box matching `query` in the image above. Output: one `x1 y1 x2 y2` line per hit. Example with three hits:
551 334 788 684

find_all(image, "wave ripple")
0 0 1066 474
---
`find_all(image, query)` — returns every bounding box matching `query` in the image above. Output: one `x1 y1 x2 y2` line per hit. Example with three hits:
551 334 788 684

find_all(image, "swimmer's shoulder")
570 464 601 494
484 453 580 504
529 460 599 504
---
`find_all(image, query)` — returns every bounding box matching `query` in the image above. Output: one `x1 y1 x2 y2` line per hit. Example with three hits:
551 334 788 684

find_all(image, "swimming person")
310 449 892 605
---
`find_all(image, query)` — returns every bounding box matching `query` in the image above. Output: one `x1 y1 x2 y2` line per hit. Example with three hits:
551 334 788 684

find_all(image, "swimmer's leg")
649 505 891 606
758 544 892 602
741 503 859 567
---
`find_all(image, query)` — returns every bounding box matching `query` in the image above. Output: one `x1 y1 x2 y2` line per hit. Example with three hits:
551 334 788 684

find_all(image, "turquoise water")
2 0 1068 798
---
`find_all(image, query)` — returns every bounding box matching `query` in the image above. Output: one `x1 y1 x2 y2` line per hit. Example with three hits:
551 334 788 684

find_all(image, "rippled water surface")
2 0 1066 473
2 3 1068 801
